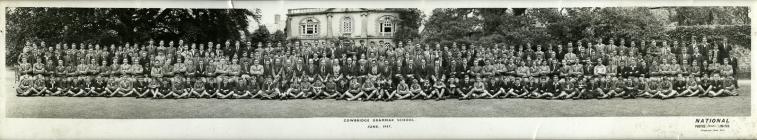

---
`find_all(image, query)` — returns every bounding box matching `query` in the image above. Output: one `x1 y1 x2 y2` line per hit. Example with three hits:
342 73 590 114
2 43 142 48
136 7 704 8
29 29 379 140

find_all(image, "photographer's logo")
694 118 730 132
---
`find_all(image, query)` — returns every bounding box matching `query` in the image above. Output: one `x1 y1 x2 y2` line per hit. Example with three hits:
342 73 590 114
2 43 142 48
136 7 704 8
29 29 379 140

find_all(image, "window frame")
377 16 396 36
342 16 353 34
299 18 320 36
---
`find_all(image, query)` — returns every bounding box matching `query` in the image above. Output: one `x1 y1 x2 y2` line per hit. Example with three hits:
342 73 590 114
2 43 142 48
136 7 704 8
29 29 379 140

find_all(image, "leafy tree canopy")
421 7 749 47
390 8 425 43
6 7 262 65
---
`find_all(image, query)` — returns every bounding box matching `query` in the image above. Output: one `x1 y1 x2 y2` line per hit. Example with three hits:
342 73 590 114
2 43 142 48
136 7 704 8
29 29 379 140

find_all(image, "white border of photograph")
0 0 755 139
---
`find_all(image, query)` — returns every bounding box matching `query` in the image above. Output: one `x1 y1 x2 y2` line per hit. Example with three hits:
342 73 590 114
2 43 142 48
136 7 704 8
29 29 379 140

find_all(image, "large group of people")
15 36 740 101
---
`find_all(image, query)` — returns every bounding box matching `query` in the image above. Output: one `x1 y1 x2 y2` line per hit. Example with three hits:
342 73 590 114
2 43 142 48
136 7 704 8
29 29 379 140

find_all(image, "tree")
671 7 750 26
666 25 750 49
420 8 481 46
270 30 287 44
546 7 666 43
249 25 270 44
482 8 553 45
421 7 673 47
390 8 425 43
421 8 552 46
6 7 261 66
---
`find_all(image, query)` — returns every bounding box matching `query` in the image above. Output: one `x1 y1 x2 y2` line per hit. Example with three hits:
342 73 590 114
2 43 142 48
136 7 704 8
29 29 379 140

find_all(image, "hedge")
665 25 750 49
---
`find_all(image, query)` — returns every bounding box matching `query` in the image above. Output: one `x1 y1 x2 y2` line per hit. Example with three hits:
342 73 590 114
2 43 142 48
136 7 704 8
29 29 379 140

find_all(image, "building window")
342 16 353 33
300 18 319 36
378 16 395 36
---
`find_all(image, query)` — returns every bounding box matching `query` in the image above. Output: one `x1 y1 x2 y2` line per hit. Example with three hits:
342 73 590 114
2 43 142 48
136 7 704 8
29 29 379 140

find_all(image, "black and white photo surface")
5 7 751 118
1 1 755 139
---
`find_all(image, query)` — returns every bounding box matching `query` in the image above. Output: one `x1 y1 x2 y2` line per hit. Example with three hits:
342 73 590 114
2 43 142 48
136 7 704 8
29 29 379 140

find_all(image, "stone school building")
286 8 400 44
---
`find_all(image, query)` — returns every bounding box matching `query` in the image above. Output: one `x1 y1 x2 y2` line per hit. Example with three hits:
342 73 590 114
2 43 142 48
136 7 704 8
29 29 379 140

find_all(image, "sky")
247 7 435 33
246 6 287 31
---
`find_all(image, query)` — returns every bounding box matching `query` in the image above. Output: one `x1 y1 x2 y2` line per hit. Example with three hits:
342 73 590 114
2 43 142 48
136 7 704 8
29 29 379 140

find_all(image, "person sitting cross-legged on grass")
342 78 364 101
299 76 313 99
310 75 326 100
393 78 413 100
411 78 430 100
175 76 191 99
506 77 527 98
431 75 448 100
680 75 700 97
532 76 556 99
655 77 677 99
706 73 733 97
468 76 491 99
446 76 462 99
283 77 300 99
189 77 206 98
322 76 341 99
552 77 576 99
377 76 394 101
362 77 379 101
248 76 263 99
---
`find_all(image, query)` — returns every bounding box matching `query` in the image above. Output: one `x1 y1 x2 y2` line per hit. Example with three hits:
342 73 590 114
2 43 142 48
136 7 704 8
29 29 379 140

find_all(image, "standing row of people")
16 36 740 100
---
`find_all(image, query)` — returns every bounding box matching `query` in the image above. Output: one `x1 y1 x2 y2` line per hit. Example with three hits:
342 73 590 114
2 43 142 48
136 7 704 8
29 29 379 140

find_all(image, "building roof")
287 8 397 16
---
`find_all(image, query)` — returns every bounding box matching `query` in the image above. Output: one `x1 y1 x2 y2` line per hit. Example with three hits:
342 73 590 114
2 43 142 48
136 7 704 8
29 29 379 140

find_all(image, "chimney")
274 14 281 25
